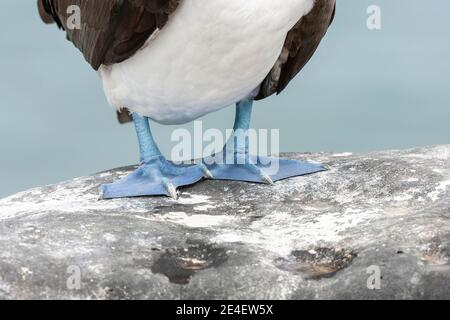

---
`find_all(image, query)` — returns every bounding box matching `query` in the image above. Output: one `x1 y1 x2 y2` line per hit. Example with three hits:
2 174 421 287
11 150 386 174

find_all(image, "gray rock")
1 145 450 300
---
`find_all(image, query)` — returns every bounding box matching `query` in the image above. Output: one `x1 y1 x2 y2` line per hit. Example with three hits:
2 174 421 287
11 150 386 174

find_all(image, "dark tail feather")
117 109 133 124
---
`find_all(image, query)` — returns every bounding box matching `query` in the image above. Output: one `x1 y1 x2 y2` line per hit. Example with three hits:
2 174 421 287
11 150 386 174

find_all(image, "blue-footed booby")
38 0 336 199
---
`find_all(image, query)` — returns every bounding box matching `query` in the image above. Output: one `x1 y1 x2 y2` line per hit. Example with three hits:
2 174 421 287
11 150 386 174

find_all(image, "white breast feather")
99 0 314 125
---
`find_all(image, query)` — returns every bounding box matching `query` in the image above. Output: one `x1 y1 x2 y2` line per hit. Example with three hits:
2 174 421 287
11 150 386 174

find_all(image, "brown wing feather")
38 0 180 70
257 0 336 99
37 0 55 23
38 0 179 124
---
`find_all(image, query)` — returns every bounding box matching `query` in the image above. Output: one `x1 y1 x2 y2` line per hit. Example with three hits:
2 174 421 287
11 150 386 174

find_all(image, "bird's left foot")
203 154 327 184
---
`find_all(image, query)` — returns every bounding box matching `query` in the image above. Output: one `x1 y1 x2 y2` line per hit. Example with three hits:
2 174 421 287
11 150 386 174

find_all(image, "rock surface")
1 145 450 300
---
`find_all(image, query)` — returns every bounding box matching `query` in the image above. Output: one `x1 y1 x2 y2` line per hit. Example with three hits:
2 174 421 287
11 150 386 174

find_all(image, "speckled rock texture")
0 145 450 300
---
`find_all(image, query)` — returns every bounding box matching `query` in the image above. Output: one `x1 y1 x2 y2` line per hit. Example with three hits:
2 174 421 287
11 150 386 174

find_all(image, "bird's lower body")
101 99 327 199
99 0 325 199
99 0 315 125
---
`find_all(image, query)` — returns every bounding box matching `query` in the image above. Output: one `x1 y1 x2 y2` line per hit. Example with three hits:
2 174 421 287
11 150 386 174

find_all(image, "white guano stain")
178 193 212 205
404 178 419 183
103 233 117 242
392 194 414 202
194 204 217 212
136 212 234 228
332 152 353 157
428 180 450 202
213 208 381 256
0 176 147 221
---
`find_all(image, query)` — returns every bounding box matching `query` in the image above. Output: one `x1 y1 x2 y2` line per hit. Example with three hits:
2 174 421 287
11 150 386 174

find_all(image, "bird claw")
164 181 179 200
199 163 214 179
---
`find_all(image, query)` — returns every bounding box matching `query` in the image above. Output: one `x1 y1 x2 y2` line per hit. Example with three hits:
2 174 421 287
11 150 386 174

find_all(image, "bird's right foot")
100 155 208 199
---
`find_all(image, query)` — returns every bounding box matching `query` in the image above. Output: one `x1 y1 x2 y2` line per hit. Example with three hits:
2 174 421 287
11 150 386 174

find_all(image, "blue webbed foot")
203 98 328 185
204 154 327 184
101 155 206 199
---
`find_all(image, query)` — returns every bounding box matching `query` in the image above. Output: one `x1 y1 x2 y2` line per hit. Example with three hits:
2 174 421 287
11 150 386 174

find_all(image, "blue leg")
203 99 327 184
101 113 206 199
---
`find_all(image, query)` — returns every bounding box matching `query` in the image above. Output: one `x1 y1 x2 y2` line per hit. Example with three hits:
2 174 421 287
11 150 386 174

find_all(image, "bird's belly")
100 0 314 125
